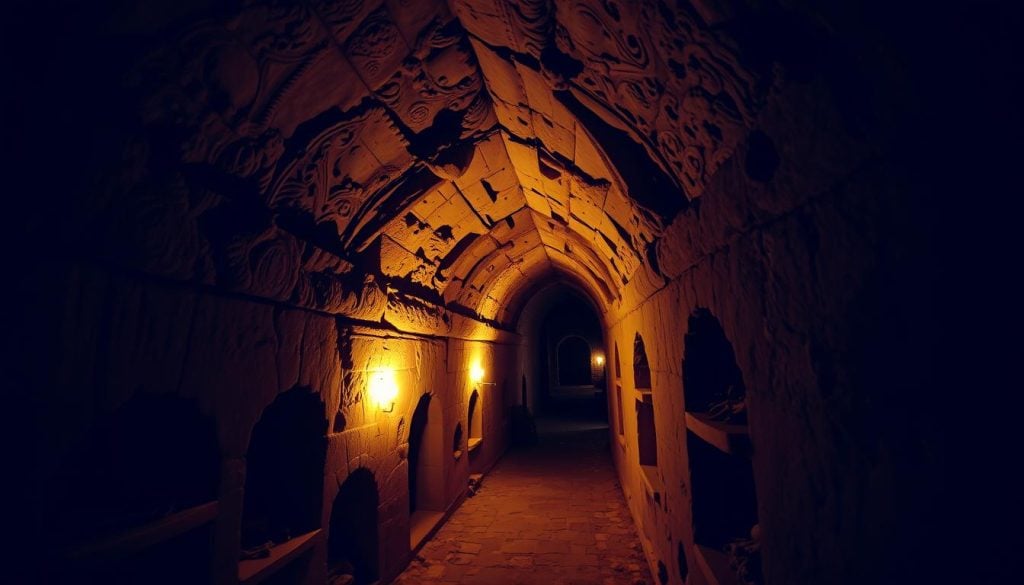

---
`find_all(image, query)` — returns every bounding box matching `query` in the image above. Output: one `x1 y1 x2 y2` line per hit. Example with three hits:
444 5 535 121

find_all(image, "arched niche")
408 393 444 513
54 393 220 584
612 341 624 437
614 342 622 380
467 389 482 444
556 335 592 385
633 333 651 390
687 432 761 584
633 333 658 470
241 387 327 551
683 310 760 584
407 393 445 549
452 422 464 458
683 308 747 421
328 468 379 585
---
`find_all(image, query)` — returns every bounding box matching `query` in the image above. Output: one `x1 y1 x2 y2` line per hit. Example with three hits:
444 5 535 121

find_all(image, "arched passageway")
48 394 219 585
556 335 591 386
12 0 984 583
517 282 608 425
394 280 642 583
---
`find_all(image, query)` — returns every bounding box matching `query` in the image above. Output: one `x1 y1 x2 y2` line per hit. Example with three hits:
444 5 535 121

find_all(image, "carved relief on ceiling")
549 0 762 199
268 105 413 240
452 0 553 58
104 0 776 330
373 19 489 135
344 5 410 90
133 7 361 171
309 0 383 45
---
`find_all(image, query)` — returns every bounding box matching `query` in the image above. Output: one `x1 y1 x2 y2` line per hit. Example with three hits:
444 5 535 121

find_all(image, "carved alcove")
452 422 464 459
239 387 326 585
633 333 652 391
408 393 445 550
328 468 379 585
683 309 761 585
467 389 482 451
633 333 660 500
614 341 625 438
55 394 220 584
684 309 747 417
687 431 761 585
683 309 751 454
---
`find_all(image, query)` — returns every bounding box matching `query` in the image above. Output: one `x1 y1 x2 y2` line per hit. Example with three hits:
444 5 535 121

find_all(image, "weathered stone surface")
393 430 651 585
14 1 962 584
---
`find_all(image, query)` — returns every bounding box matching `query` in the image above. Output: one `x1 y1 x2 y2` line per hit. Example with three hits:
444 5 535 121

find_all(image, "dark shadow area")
408 394 431 514
557 335 592 385
688 431 762 584
633 333 652 390
49 394 219 584
242 388 327 551
328 468 379 585
468 390 481 442
684 308 747 423
535 292 607 423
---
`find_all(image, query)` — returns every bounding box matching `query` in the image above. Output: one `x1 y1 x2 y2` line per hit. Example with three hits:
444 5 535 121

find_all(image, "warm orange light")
594 354 605 366
368 370 398 412
470 363 485 384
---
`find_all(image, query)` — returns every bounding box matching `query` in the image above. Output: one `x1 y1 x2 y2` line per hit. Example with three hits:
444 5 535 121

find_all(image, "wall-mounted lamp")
368 370 398 413
470 363 495 387
594 354 605 366
470 363 485 384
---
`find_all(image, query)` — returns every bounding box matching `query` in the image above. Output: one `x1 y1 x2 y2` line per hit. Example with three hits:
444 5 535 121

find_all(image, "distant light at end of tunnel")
594 354 605 366
369 370 398 413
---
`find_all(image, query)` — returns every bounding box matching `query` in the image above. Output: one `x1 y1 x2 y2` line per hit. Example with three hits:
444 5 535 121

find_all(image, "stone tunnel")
7 1 1019 584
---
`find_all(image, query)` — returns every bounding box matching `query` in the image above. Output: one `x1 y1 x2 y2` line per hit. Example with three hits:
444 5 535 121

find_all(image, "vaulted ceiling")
121 0 763 333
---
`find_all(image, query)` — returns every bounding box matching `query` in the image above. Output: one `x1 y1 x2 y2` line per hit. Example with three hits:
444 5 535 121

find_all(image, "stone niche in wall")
632 333 660 500
328 468 379 585
683 309 761 585
239 387 327 585
467 389 482 453
683 309 751 456
49 394 220 584
687 431 761 585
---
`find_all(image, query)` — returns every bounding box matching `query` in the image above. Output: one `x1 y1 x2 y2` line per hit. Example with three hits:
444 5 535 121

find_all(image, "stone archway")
557 335 592 386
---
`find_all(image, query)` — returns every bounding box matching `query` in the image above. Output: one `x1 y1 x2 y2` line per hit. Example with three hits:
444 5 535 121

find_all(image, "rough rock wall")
602 14 942 585
8 0 1015 583
16 257 517 583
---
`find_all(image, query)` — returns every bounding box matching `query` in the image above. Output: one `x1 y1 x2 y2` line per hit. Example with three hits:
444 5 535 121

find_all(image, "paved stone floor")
394 417 652 585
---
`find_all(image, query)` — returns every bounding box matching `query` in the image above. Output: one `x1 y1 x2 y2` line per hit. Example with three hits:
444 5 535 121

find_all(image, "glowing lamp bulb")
369 370 398 412
595 354 605 366
470 363 485 384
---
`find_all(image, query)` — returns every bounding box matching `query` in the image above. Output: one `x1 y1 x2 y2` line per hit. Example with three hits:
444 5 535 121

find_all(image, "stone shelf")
468 437 482 452
694 543 743 585
639 464 662 504
238 529 320 585
685 412 750 456
67 501 219 562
